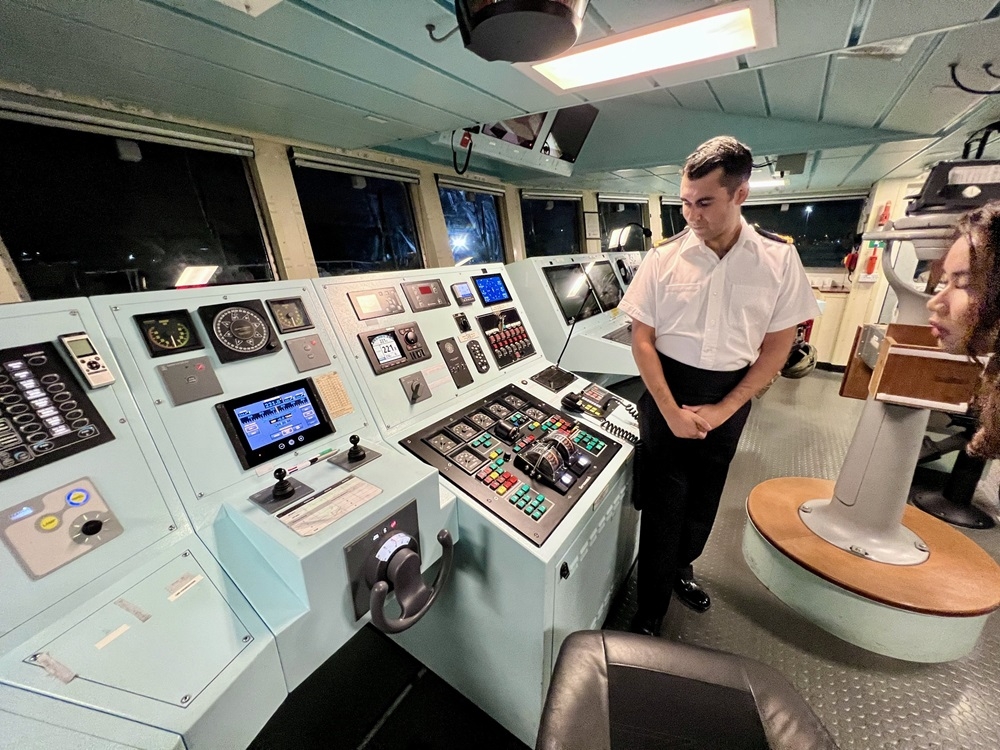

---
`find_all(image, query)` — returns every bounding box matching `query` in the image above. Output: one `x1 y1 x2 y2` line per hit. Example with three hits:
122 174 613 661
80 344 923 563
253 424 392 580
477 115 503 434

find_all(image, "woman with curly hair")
927 201 1000 457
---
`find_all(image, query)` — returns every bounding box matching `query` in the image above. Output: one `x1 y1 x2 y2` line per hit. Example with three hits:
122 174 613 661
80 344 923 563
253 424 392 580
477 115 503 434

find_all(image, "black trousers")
633 353 752 619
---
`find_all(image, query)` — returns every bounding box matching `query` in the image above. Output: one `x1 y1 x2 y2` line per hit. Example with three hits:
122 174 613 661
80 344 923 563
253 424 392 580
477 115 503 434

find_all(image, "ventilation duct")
456 0 589 62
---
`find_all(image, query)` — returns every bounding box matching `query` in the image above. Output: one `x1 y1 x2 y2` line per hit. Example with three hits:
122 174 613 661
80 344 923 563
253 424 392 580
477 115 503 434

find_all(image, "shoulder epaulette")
653 227 690 248
755 227 793 244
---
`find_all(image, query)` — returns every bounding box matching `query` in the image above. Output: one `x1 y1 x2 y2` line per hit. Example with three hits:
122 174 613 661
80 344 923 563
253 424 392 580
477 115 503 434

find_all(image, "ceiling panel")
304 0 582 114
708 70 769 118
589 0 717 32
745 0 857 67
821 36 934 128
761 57 828 121
0 5 414 148
668 82 722 111
880 19 1000 135
861 0 998 44
807 155 866 189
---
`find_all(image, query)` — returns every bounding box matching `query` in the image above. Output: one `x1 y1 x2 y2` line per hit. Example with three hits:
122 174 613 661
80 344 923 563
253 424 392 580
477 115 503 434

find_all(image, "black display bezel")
215 378 334 470
266 297 314 334
132 309 205 359
367 330 407 367
470 273 513 306
542 264 602 325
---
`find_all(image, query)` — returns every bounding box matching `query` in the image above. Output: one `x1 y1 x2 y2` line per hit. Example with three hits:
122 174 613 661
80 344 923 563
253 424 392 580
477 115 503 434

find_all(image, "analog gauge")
197 300 281 363
133 310 204 358
213 307 269 352
267 297 314 334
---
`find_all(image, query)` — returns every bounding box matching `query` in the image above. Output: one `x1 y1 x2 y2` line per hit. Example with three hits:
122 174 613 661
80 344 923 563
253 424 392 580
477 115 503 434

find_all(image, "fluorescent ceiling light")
525 2 774 91
749 177 788 189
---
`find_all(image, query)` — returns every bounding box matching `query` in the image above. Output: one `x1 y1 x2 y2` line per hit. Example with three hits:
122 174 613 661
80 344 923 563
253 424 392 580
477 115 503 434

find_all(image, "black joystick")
272 467 295 501
348 434 367 463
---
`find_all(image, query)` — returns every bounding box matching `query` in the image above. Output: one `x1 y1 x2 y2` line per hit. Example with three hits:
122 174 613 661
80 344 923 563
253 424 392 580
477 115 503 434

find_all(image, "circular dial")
212 307 270 353
145 318 192 351
275 302 304 329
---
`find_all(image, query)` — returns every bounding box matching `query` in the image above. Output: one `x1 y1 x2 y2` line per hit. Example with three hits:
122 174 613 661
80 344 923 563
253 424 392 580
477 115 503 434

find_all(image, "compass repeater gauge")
133 309 204 358
197 299 282 364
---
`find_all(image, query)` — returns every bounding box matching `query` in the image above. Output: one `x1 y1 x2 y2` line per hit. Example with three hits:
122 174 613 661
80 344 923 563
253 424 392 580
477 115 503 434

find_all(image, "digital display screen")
217 379 334 469
234 387 321 452
543 264 602 324
471 274 513 306
583 261 624 311
418 285 433 295
66 338 96 357
355 294 381 315
369 332 406 366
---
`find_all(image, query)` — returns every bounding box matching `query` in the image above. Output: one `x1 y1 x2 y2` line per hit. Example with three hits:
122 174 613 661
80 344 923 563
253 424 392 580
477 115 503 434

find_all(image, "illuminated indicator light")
528 7 758 91
9 506 34 521
66 489 90 506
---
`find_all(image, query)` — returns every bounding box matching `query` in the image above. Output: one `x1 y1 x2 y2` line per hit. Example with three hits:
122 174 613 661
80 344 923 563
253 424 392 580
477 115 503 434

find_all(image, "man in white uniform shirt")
618 136 819 636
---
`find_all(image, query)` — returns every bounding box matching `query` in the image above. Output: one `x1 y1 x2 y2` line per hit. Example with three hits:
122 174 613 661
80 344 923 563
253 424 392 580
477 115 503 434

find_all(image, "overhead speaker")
456 0 590 63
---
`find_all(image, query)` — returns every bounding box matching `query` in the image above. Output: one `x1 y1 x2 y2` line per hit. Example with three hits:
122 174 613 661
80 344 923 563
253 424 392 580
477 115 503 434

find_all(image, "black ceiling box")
456 0 589 63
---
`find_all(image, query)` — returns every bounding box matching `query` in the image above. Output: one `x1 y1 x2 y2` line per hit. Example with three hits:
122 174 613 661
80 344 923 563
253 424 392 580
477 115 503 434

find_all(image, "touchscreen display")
235 387 322 452
543 264 602 324
369 332 406 366
584 260 624 311
217 378 334 469
471 274 513 306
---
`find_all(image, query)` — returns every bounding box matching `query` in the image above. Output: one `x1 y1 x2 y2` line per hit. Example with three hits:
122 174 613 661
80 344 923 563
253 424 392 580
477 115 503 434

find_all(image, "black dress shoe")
628 611 664 637
673 578 711 613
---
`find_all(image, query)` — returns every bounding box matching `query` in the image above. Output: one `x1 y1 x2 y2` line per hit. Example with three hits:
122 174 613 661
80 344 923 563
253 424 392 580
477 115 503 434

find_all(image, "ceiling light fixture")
748 177 788 189
521 0 776 92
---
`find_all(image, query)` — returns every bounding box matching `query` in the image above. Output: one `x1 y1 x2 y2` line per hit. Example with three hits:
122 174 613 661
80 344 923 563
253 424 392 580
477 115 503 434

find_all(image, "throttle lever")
370 529 453 634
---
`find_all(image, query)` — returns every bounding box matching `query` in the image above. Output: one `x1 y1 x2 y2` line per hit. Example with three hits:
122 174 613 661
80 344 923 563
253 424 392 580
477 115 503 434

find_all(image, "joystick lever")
348 434 367 463
369 529 454 634
271 467 295 501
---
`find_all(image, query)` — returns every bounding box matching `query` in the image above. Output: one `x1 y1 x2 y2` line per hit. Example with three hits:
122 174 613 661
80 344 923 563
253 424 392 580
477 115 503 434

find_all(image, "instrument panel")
133 309 204 358
400 383 620 546
198 300 282 363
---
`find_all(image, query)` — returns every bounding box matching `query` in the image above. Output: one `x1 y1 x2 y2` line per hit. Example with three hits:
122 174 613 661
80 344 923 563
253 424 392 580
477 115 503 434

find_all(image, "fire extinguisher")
877 202 891 226
865 246 879 275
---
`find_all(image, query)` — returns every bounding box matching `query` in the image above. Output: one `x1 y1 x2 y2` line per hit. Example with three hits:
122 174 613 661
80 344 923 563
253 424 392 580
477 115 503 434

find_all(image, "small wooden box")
840 324 984 413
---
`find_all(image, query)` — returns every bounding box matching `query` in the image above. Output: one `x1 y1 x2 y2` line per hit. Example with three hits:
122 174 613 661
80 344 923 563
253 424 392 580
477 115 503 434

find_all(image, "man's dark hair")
683 136 753 194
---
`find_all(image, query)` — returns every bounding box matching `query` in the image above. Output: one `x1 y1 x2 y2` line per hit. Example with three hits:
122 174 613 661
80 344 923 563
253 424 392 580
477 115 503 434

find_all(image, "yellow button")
489 471 499 480
39 515 60 531
497 486 507 495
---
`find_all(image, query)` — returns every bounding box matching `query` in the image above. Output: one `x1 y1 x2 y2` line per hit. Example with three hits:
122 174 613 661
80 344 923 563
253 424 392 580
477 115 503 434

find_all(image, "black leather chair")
536 631 836 750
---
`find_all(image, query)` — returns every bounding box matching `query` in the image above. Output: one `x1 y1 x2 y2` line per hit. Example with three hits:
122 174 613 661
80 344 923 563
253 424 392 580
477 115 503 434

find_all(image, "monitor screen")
367 331 406 367
583 260 624 311
471 273 513 306
541 104 600 164
216 379 334 469
543 264 602 325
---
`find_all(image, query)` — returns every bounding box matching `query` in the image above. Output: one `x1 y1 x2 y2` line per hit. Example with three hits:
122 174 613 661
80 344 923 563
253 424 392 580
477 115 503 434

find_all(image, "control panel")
359 321 431 374
401 279 450 312
401 383 619 546
476 308 536 369
506 253 639 386
0 341 115 481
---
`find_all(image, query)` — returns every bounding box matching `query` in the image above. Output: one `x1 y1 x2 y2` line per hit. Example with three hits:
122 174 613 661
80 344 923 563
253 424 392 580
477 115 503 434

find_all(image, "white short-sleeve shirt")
618 219 820 371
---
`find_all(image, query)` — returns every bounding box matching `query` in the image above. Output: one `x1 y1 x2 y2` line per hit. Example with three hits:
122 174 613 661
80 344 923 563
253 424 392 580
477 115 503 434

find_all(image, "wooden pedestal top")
747 477 1000 617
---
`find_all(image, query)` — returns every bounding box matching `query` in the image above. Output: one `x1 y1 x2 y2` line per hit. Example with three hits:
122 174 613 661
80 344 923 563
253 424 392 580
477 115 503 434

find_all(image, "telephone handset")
616 258 633 285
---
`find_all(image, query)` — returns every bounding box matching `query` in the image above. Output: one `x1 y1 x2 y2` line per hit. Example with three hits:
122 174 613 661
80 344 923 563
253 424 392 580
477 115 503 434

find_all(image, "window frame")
436 177 509 266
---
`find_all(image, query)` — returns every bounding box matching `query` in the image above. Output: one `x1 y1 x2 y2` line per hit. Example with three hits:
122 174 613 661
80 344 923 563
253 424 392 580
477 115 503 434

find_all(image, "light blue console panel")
0 299 283 750
92 281 457 692
506 253 640 385
314 266 639 744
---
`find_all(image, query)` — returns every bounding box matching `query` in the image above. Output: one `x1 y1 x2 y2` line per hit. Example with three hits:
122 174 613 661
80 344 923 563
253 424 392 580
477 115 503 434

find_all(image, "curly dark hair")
956 201 1000 457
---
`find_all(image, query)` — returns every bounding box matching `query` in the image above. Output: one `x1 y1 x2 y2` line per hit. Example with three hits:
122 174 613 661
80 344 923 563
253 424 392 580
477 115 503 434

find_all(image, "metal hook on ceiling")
949 63 1000 95
426 23 460 43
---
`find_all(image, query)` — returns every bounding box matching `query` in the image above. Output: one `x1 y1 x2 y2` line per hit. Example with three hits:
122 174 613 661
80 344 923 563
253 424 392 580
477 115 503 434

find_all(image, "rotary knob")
403 330 418 346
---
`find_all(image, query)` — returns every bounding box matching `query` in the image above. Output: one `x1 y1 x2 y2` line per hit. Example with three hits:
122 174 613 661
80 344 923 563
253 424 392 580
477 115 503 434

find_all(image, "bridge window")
598 199 647 252
0 118 273 300
438 184 506 266
290 154 423 276
742 199 866 268
660 202 687 238
521 194 582 257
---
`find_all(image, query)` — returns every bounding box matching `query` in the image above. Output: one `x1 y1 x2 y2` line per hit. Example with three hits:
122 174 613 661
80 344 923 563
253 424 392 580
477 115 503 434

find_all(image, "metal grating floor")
606 371 1000 750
